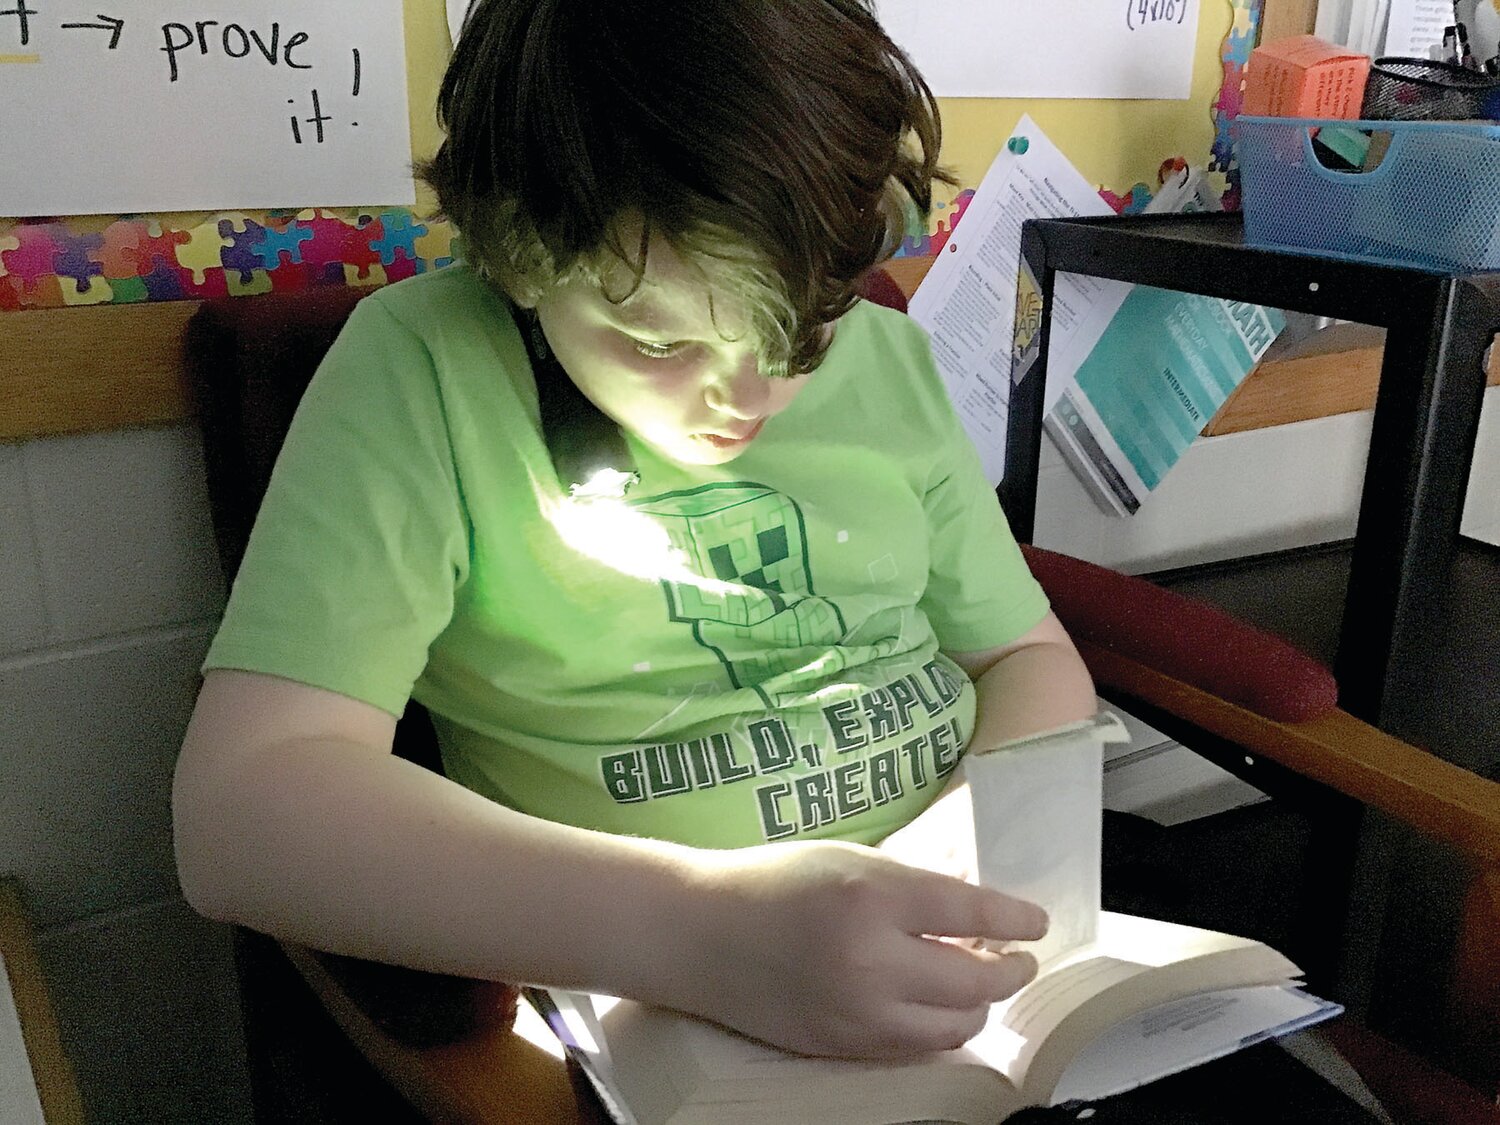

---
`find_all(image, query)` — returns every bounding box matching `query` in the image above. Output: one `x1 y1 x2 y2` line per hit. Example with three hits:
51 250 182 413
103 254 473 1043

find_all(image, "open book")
529 715 1341 1125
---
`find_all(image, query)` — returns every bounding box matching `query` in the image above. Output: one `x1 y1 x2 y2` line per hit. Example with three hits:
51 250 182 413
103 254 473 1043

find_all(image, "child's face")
532 234 812 466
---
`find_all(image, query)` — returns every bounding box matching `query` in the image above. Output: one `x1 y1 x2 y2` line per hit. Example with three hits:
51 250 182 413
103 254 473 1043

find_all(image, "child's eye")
631 338 684 360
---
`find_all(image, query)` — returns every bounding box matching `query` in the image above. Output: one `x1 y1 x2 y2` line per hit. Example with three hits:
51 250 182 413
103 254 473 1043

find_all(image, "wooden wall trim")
1 301 201 441
3 263 1494 443
1259 0 1319 44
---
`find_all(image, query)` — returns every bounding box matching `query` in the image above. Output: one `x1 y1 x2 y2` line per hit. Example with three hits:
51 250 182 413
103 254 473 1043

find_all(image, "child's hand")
672 840 1046 1060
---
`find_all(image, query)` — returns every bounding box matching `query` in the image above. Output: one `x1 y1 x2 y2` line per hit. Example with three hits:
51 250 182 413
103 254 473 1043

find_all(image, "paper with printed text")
908 116 1121 484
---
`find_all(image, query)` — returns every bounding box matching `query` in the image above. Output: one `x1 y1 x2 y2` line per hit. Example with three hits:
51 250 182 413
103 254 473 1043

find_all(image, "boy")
172 0 1096 1060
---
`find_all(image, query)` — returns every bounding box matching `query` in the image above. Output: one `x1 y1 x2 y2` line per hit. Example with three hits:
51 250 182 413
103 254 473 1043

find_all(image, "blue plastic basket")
1236 116 1500 273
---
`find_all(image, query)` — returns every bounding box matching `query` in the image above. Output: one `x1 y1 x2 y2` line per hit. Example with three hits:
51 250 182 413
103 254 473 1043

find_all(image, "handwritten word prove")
160 20 313 81
0 0 411 215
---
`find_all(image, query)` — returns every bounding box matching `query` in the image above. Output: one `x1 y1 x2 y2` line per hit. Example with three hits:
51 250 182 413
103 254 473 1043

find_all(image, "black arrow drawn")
59 14 123 49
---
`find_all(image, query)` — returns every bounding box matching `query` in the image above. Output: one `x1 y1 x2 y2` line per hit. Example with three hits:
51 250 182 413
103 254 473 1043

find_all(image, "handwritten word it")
161 20 312 82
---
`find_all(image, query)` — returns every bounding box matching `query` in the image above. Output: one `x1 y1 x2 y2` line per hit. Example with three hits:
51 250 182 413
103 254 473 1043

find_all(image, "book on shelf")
1103 703 1269 827
1044 289 1287 517
527 716 1340 1125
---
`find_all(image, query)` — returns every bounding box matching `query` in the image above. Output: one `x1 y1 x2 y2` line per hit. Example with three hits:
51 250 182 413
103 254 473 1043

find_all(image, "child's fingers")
894 939 1039 1009
896 869 1049 943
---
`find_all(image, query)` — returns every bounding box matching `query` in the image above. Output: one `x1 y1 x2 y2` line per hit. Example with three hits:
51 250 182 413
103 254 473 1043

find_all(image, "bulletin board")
0 0 1257 311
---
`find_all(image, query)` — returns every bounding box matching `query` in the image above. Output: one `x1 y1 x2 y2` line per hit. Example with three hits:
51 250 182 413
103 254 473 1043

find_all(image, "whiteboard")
0 1 413 217
877 0 1203 100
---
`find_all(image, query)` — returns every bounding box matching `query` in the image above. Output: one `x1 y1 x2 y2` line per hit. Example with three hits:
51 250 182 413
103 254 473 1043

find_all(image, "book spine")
1045 393 1141 517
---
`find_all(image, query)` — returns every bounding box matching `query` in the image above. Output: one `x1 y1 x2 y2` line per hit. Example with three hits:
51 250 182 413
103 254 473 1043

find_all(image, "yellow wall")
396 0 1236 210
401 0 451 217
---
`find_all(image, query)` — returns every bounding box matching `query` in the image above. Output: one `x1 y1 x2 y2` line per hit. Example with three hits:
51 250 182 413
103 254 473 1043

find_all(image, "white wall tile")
22 425 225 648
36 898 252 1125
0 627 213 929
0 444 50 657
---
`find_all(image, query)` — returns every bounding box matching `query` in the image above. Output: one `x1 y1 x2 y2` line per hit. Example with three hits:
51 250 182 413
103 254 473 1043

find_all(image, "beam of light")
544 487 740 598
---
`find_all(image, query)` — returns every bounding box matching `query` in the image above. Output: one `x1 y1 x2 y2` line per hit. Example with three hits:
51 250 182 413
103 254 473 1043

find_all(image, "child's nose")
704 353 769 420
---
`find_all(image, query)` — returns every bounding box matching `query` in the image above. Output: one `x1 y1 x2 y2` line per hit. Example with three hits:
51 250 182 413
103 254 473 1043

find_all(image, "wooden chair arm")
0 881 86 1125
1078 639 1500 869
281 943 593 1125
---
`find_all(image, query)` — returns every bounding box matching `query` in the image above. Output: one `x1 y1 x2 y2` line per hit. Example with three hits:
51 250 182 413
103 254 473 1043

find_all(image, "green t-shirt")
204 265 1049 848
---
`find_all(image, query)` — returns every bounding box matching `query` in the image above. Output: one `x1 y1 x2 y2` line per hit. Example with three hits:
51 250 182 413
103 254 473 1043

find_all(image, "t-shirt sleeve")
912 333 1050 654
202 296 470 716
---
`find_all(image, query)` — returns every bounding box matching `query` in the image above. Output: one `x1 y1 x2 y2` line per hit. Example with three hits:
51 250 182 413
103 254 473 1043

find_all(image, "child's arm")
953 610 1097 750
878 611 1095 882
173 668 1046 1060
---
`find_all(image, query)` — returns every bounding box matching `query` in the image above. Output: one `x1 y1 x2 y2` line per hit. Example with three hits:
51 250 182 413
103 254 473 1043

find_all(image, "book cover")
1045 291 1286 516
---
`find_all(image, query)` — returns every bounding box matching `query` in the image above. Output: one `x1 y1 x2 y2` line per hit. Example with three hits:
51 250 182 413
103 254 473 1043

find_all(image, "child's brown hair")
418 0 951 377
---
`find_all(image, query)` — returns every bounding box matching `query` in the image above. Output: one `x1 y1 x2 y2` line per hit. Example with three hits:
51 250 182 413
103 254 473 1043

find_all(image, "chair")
183 279 1500 1124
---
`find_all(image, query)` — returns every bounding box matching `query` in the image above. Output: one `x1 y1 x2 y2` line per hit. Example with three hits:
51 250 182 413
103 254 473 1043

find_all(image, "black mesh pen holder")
1361 57 1500 121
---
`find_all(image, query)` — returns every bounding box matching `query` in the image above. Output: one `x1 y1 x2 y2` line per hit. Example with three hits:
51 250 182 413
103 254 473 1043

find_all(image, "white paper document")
877 0 1202 99
447 0 474 47
1384 0 1461 55
907 116 1119 484
0 1 413 216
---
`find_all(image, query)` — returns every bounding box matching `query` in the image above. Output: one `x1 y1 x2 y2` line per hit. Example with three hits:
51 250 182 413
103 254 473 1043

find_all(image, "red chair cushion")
857 266 909 313
1021 545 1339 723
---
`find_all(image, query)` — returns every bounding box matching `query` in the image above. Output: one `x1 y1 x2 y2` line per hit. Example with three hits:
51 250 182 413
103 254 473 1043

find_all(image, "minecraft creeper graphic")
632 483 847 705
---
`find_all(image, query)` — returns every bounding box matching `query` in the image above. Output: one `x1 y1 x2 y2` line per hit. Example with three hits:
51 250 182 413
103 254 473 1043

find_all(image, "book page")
529 990 641 1125
602 1002 1018 1125
1051 985 1342 1104
965 721 1107 969
965 913 1297 1090
967 953 1144 1086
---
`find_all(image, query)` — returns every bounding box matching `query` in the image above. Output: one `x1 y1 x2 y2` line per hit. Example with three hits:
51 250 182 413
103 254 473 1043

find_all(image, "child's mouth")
697 419 766 450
